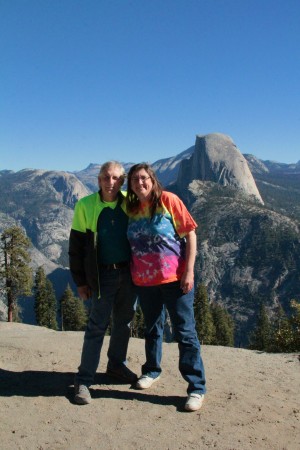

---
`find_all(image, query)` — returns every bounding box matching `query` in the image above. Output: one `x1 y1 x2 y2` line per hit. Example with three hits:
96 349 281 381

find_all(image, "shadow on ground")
0 369 185 410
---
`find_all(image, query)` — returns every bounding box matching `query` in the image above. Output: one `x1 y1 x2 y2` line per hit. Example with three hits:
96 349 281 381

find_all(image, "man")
69 161 137 405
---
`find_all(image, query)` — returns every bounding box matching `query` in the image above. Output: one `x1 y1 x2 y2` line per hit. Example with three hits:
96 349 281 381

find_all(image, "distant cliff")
176 134 263 204
186 180 300 343
0 169 89 268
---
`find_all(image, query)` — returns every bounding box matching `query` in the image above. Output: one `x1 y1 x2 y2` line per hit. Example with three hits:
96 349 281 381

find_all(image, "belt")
99 261 129 271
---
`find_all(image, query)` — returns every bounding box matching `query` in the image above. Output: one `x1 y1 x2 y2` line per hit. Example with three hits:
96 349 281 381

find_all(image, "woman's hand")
180 270 194 293
181 230 197 294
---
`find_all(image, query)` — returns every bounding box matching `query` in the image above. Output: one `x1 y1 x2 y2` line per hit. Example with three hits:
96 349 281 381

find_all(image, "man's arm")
69 229 88 288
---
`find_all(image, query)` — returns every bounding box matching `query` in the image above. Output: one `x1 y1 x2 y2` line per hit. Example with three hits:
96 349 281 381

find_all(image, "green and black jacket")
68 190 127 294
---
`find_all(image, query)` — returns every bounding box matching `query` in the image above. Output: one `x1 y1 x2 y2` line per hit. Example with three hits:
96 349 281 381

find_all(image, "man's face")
98 165 124 202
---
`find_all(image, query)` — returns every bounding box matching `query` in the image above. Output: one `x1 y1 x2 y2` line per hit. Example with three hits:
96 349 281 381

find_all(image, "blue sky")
1 0 299 172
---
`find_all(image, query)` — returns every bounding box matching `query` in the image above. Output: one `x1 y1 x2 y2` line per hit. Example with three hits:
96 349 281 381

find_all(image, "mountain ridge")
1 132 299 344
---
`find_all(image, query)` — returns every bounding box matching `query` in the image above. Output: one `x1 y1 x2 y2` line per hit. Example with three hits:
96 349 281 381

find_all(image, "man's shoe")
74 383 92 405
135 375 160 390
184 393 204 412
106 365 138 383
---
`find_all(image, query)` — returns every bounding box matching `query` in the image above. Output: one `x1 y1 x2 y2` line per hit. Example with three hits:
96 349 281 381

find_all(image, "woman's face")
130 168 154 202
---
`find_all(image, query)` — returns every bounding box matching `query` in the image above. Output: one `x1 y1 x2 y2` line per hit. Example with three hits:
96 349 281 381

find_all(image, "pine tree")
0 226 33 322
34 267 47 326
249 302 272 351
289 299 300 351
60 284 88 331
44 279 58 330
34 267 58 330
194 283 216 344
131 303 145 338
163 308 173 342
211 302 235 347
269 303 294 352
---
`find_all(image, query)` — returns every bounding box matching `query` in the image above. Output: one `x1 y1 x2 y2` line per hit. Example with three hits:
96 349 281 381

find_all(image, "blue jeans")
75 267 137 386
136 281 206 395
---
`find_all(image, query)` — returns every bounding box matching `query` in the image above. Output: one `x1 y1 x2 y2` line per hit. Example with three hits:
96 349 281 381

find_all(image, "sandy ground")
0 322 299 450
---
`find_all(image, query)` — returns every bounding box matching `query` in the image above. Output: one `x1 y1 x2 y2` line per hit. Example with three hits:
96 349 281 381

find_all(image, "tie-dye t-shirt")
127 191 197 286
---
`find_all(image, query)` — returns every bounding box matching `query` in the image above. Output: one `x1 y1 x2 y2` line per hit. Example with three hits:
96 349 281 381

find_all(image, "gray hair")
98 161 126 183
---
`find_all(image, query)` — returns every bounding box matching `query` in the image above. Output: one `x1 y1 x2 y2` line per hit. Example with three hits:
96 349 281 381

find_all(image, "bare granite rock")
177 133 264 204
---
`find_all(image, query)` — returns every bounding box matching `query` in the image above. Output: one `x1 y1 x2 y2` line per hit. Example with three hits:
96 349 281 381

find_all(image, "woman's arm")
180 229 197 294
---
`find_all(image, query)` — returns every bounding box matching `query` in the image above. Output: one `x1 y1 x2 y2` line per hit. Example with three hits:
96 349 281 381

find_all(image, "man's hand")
77 285 92 300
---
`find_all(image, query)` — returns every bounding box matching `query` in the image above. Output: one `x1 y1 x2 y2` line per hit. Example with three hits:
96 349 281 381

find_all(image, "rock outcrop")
177 133 264 204
0 169 90 264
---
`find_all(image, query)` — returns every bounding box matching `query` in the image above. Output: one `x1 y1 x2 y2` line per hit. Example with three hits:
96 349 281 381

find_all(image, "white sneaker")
184 393 204 411
135 375 160 390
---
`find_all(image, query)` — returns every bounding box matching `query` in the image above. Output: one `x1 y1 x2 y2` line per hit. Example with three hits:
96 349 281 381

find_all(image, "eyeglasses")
131 175 151 183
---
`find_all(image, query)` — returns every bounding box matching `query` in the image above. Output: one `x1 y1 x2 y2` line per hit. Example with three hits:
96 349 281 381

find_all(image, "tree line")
248 301 300 352
0 226 88 330
0 226 299 351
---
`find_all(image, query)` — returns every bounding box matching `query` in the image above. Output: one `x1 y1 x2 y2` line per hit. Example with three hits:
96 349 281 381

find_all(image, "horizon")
1 0 300 172
1 144 300 175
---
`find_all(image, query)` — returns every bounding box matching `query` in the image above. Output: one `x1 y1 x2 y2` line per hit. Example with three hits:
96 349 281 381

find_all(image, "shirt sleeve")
161 191 197 238
71 200 87 232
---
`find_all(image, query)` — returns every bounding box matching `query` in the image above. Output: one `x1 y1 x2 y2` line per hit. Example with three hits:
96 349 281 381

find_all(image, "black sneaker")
74 383 92 405
106 365 138 383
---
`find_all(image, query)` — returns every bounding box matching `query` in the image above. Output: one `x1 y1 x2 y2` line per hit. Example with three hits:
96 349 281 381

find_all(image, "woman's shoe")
135 375 160 389
184 393 204 411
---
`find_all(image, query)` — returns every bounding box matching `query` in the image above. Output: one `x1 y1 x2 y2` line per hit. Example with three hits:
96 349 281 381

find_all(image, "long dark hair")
126 163 163 219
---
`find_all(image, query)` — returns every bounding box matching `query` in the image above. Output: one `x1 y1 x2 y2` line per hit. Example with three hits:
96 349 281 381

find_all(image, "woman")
126 163 206 412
